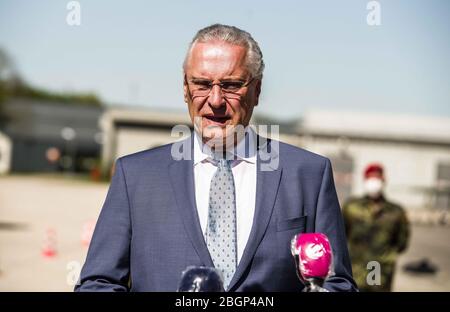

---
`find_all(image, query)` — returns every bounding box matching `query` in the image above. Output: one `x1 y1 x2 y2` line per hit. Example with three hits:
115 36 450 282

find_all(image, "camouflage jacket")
342 195 410 291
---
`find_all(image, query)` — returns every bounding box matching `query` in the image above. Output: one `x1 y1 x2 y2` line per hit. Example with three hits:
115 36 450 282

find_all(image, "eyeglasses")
185 75 255 99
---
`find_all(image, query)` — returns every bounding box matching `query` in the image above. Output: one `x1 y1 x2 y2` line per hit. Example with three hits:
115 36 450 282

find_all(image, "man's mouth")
203 115 231 124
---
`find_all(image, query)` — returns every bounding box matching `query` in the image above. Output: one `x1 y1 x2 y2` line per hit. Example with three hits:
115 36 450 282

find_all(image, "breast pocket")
275 215 308 262
276 215 307 232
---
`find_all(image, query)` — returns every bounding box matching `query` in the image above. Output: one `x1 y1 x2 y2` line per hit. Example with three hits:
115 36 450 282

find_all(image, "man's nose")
208 85 225 108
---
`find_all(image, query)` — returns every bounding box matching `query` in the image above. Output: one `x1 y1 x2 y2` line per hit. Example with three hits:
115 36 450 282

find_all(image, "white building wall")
99 107 191 174
0 132 12 175
301 136 450 209
115 127 180 159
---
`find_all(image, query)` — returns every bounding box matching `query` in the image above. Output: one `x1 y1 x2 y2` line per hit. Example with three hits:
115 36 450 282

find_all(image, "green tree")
0 47 102 114
0 48 17 124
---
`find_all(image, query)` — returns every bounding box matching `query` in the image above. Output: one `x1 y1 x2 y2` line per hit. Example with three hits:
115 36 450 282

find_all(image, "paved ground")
0 174 449 291
0 175 106 292
393 224 450 291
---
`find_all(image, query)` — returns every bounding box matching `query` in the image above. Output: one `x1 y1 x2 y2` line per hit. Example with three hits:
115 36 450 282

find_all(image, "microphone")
177 266 225 292
291 233 333 292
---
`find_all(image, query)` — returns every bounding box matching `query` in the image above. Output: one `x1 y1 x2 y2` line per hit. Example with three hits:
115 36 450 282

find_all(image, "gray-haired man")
76 24 356 292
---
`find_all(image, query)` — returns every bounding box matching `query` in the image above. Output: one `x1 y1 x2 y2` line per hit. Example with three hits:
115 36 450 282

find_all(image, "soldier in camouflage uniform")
343 163 410 292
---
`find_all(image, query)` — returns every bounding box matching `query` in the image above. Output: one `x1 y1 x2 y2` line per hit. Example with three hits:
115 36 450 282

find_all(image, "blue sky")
0 0 449 120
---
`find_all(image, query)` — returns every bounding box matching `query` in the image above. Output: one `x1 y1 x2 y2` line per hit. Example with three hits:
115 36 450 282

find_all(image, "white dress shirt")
193 127 257 264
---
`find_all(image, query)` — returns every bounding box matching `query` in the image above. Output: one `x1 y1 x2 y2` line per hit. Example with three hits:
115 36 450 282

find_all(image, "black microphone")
177 266 225 292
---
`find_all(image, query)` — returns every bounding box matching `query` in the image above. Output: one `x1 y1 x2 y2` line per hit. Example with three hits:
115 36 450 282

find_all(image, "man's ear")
183 75 189 103
254 79 262 106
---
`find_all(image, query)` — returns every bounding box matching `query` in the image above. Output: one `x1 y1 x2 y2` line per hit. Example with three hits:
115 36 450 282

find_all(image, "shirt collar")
194 126 258 166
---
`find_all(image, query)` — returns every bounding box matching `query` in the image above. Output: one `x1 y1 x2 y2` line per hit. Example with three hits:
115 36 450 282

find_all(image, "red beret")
364 163 384 178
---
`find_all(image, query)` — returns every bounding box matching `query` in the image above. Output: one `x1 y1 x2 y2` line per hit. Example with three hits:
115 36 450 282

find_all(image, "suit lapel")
228 136 282 291
168 135 214 268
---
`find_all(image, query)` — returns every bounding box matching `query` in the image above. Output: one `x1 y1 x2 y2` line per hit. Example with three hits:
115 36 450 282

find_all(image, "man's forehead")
186 41 248 77
192 41 245 56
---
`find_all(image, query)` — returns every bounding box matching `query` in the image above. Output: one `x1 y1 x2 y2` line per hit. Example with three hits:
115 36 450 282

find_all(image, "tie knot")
214 158 231 169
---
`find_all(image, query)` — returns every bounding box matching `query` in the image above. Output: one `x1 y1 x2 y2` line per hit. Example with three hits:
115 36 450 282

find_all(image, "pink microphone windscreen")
292 233 333 280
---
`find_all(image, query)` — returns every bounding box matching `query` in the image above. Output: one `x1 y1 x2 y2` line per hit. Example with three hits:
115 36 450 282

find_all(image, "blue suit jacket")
75 135 357 292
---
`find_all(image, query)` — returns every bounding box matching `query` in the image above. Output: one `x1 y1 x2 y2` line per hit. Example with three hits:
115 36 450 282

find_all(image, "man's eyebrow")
190 76 246 81
190 76 209 80
220 77 246 82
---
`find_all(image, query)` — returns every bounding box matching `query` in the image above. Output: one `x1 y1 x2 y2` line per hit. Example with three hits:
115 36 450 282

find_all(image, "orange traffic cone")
42 228 57 258
81 220 95 247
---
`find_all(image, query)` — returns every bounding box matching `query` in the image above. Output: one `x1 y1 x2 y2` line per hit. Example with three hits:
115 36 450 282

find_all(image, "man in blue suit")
75 24 356 292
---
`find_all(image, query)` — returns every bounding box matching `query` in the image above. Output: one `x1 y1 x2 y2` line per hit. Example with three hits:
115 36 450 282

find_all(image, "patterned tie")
205 158 237 290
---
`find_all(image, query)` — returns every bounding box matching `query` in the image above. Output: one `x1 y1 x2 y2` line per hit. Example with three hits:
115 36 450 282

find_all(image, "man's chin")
201 125 246 150
201 128 227 147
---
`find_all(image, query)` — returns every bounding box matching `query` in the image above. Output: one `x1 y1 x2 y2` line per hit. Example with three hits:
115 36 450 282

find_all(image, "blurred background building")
98 106 450 215
300 110 450 212
0 98 103 173
0 129 12 174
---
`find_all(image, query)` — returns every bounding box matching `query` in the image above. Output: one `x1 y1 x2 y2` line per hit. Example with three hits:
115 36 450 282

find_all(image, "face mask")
364 178 384 198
